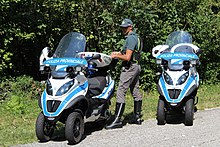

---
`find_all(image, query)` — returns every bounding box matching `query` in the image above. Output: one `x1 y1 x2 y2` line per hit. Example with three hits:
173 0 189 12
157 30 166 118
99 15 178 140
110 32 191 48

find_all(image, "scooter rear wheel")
185 98 194 126
35 112 54 142
65 111 84 145
157 99 166 125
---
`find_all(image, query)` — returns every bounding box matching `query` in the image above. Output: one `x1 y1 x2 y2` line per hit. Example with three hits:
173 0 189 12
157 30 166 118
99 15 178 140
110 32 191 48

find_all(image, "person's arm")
111 49 133 61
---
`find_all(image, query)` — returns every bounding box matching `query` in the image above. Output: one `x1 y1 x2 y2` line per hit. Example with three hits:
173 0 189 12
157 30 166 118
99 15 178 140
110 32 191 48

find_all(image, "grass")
111 84 220 121
109 90 159 120
196 84 220 109
0 84 220 146
0 99 41 147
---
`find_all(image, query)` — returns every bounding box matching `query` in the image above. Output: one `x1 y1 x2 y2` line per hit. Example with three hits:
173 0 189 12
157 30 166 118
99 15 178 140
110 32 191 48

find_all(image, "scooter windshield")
54 32 86 58
165 31 192 48
158 31 198 70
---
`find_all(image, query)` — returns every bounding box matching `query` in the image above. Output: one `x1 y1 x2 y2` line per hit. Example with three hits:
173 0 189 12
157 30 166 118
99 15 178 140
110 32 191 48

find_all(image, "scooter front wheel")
35 112 55 142
65 111 84 145
157 99 166 125
185 98 194 126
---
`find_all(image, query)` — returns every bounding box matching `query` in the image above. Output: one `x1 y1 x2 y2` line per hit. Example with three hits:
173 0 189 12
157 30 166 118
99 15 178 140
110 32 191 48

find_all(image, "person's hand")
111 52 121 58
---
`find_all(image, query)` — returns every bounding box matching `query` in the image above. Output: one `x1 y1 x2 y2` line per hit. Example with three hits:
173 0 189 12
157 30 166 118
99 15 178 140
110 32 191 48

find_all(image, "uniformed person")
105 18 142 129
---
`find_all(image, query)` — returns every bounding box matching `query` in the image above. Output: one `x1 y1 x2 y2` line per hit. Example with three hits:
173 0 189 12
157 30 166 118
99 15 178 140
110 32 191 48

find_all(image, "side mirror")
41 47 53 59
39 47 53 72
154 50 159 54
152 45 169 58
48 49 53 57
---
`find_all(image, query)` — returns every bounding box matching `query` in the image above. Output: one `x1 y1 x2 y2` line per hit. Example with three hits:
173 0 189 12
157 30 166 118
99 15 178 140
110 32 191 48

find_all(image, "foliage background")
0 0 220 90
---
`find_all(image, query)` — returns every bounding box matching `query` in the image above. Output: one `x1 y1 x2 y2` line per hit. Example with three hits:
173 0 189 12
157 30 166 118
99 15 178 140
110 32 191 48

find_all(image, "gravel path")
15 107 220 147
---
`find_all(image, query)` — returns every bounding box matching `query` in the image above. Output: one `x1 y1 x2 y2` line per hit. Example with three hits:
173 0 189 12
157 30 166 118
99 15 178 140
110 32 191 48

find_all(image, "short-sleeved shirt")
122 31 138 61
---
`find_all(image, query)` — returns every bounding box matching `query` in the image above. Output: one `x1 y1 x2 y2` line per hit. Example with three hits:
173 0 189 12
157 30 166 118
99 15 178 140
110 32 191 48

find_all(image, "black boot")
132 100 143 125
105 103 125 129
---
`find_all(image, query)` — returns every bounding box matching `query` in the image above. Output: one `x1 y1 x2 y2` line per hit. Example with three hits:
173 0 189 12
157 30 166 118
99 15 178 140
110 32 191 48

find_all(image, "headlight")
75 65 82 72
163 72 173 85
190 59 197 65
46 80 53 95
156 59 162 64
177 71 189 85
55 80 74 96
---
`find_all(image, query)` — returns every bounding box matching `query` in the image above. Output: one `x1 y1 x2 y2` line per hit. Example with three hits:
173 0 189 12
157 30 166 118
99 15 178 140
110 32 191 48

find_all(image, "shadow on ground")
48 113 143 144
158 107 198 125
46 120 108 144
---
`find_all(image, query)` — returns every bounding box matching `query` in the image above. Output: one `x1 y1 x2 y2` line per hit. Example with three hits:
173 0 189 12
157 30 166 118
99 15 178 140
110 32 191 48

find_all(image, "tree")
0 0 219 89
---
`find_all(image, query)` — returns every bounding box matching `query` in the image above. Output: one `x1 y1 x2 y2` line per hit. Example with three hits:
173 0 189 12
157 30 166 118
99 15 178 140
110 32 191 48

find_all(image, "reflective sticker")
44 57 87 66
157 52 198 60
171 59 183 64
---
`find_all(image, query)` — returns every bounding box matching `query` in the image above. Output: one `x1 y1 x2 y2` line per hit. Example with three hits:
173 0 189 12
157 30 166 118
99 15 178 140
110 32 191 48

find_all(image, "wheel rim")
73 118 81 138
65 112 84 144
44 122 54 136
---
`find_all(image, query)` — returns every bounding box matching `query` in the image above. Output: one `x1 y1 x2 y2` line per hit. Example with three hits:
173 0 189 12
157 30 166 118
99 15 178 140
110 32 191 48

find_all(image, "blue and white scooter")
36 32 115 144
152 31 201 126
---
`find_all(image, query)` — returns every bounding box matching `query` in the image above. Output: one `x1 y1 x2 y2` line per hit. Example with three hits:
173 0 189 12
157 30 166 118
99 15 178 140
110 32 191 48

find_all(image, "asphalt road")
15 107 220 147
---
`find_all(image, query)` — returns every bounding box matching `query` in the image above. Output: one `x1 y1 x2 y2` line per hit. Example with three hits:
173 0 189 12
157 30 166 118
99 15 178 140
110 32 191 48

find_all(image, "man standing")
105 18 142 129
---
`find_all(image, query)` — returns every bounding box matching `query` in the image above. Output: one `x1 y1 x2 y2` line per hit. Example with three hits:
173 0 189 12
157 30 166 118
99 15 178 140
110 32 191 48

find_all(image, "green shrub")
1 0 219 88
0 75 44 114
6 95 25 114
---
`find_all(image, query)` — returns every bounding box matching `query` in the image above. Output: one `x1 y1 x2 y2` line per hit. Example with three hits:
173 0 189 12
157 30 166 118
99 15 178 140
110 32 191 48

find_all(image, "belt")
122 61 139 66
122 61 139 70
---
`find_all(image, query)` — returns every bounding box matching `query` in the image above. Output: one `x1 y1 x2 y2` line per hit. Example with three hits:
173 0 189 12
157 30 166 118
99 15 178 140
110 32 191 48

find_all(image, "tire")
35 112 54 142
185 98 194 126
65 111 84 145
157 99 166 125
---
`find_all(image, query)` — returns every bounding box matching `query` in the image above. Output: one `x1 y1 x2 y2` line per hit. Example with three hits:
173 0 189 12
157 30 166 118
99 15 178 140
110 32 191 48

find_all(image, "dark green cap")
120 18 133 27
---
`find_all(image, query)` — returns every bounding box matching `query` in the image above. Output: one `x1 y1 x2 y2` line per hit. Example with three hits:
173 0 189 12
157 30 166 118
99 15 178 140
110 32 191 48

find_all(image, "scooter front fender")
158 76 197 103
41 81 88 117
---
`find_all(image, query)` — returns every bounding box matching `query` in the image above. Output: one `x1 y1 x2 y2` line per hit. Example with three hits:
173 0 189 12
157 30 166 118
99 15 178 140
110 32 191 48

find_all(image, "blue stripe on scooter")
97 81 114 99
42 81 88 117
175 76 194 103
160 76 194 103
159 77 172 102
